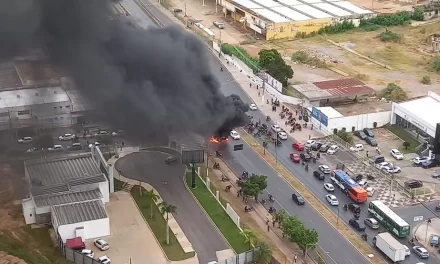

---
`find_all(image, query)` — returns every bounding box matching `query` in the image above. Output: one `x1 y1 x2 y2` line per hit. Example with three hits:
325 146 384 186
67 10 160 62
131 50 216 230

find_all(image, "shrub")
336 130 353 144
352 126 355 132
373 122 377 128
318 20 355 34
421 75 431 84
431 56 440 72
291 51 327 68
221 44 260 72
412 6 425 21
361 23 381 32
360 11 412 27
379 30 402 43
333 128 338 134
403 141 410 150
380 83 408 102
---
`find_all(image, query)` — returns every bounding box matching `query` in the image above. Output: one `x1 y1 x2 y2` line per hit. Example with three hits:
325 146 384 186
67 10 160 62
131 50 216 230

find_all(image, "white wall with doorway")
57 218 110 243
329 111 391 132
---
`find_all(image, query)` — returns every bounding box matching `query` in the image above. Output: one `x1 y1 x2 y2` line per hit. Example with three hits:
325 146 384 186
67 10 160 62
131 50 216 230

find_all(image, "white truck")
372 232 406 263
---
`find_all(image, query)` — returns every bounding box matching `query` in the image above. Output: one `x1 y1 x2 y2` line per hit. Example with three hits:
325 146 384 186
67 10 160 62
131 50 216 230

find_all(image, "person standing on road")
294 254 298 263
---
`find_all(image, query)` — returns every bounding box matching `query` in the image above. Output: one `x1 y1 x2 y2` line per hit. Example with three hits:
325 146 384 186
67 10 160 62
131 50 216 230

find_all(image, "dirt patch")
238 128 387 264
347 0 413 13
0 251 27 264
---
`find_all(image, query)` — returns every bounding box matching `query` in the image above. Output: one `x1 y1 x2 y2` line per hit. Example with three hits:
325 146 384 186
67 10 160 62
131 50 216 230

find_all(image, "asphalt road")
115 151 229 264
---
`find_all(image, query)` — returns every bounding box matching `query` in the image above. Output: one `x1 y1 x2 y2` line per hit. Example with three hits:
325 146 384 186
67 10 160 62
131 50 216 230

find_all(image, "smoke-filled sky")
0 0 249 141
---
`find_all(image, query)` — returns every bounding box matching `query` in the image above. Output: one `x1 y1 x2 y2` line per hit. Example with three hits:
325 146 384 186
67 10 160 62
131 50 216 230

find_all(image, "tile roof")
34 189 102 208
312 78 375 97
52 200 108 226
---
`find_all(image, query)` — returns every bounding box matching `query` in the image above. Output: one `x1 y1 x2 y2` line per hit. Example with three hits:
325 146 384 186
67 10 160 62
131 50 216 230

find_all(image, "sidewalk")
413 218 440 259
219 54 325 142
207 155 309 264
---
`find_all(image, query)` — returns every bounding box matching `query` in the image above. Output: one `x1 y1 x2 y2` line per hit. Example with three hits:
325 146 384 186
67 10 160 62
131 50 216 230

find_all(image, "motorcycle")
268 194 275 202
305 164 309 171
266 116 271 121
361 233 368 241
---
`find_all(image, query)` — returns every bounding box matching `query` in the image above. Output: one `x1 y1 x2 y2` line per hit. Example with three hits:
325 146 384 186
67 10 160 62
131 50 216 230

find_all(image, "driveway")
115 151 229 263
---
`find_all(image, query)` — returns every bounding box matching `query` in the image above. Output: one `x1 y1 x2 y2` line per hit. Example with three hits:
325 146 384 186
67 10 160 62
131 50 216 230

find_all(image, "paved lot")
85 192 168 264
115 151 229 264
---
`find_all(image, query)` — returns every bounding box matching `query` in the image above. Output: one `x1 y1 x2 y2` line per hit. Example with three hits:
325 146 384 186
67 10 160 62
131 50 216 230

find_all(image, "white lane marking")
328 238 335 244
348 259 355 264
310 219 315 225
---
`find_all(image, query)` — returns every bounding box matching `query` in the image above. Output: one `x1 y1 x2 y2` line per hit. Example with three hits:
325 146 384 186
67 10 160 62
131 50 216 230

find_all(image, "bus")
368 200 410 238
330 170 368 203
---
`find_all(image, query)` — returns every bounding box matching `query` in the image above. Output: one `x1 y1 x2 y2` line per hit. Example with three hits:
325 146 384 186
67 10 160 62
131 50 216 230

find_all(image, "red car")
292 142 304 151
290 153 300 163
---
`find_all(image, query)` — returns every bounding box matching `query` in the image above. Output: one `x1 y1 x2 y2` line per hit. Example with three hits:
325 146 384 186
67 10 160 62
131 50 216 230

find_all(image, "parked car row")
77 239 111 263
354 128 377 146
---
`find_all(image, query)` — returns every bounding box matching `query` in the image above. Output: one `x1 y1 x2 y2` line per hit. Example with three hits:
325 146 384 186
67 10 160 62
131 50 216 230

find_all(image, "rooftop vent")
16 94 20 98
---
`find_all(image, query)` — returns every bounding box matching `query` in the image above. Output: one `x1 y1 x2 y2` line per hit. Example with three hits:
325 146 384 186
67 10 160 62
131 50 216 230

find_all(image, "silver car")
364 218 379 229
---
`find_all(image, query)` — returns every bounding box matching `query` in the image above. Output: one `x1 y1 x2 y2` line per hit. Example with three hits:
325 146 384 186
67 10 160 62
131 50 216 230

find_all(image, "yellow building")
219 0 374 40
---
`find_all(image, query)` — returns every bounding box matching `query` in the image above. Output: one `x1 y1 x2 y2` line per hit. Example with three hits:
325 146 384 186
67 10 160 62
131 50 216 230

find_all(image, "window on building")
65 105 70 108
17 110 30 115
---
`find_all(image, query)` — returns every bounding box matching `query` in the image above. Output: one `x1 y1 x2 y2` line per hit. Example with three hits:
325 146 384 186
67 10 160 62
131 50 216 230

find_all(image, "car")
111 130 125 137
165 156 178 164
173 8 183 12
319 144 330 152
371 155 385 164
366 187 375 197
404 179 423 189
326 194 339 206
313 171 325 180
403 245 411 256
98 256 111 264
432 170 440 179
327 145 340 155
390 149 404 160
88 142 101 148
230 130 240 140
18 137 33 143
213 21 225 29
318 165 331 174
292 193 305 205
94 239 109 251
382 166 401 174
375 161 393 170
413 156 430 165
249 103 257 110
354 130 368 140
95 131 110 136
422 159 440 168
290 153 300 163
79 249 94 258
412 246 429 259
350 144 364 152
352 174 363 182
292 142 304 151
365 137 377 146
358 179 368 188
59 133 75 141
347 203 361 213
70 143 82 150
277 131 287 140
349 218 366 231
304 140 316 148
364 218 379 229
363 128 374 137
271 124 282 132
52 145 64 151
430 235 439 247
300 153 311 162
311 141 324 151
324 183 335 192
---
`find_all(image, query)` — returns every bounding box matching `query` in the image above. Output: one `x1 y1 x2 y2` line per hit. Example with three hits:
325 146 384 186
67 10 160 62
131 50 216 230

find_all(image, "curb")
182 170 237 254
238 129 386 264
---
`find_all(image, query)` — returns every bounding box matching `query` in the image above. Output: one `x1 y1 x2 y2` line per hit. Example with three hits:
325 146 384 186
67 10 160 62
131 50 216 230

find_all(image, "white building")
22 151 112 242
391 91 440 143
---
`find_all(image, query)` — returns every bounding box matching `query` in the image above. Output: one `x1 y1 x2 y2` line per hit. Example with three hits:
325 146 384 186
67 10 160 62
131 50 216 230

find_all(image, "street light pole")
425 218 432 246
336 204 340 225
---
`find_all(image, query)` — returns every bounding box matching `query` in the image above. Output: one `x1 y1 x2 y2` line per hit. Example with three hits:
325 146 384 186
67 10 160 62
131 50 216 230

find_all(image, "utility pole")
184 1 187 17
215 0 218 13
425 219 432 246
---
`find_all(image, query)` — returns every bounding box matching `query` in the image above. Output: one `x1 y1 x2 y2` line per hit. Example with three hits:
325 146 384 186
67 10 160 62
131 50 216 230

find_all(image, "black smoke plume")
0 0 249 142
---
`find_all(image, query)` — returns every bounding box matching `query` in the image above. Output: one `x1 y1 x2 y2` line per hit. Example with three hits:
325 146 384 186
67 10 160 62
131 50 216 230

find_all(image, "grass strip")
238 128 386 264
384 124 419 153
128 181 195 261
185 171 249 253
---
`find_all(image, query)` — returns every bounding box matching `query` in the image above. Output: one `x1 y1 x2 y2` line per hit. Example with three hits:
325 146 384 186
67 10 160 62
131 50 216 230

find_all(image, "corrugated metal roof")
52 200 107 226
31 184 70 196
26 154 102 187
34 189 102 208
312 78 375 97
68 175 107 186
0 87 70 109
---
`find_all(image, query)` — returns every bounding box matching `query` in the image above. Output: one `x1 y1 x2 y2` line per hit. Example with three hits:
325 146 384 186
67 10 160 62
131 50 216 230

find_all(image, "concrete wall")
22 198 36 224
266 18 333 40
57 218 110 243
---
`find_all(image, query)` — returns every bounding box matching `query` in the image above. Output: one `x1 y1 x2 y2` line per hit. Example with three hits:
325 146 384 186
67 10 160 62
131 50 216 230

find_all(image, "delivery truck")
372 232 406 263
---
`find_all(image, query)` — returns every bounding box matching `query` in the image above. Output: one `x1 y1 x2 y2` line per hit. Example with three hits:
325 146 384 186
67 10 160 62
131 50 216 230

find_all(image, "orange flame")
210 136 228 143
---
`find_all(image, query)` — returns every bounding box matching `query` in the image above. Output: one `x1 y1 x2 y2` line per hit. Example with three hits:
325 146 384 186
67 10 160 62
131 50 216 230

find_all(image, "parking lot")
85 192 168 264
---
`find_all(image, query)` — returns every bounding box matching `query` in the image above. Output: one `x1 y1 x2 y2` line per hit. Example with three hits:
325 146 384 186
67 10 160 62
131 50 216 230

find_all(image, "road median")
238 128 386 264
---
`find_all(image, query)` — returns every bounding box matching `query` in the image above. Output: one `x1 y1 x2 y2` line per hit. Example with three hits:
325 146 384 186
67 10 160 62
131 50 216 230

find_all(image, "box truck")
372 232 406 263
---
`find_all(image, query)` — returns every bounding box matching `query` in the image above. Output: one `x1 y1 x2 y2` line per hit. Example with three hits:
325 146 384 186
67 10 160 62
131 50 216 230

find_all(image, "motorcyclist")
305 164 309 171
343 204 348 210
221 67 223 71
376 146 381 154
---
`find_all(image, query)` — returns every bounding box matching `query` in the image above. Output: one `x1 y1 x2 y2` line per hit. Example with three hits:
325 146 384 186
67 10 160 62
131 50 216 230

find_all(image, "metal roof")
34 189 102 208
294 4 333 18
332 1 373 14
313 78 375 97
0 87 70 109
313 3 352 16
271 6 312 21
52 200 108 226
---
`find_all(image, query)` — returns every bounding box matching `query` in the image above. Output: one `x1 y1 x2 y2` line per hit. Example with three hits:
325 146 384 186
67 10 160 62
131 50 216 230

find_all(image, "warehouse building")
22 149 114 242
219 0 374 39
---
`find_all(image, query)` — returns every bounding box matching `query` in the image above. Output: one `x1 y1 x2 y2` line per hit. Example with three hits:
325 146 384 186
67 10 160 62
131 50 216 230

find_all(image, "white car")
403 245 411 257
390 149 404 160
94 239 110 251
79 249 94 258
271 124 282 132
95 131 110 136
319 165 331 174
59 133 75 141
413 156 430 165
111 130 125 137
366 187 375 197
249 103 258 110
89 142 101 148
304 140 316 148
230 130 240 140
358 179 368 188
327 145 340 155
98 256 111 264
349 144 364 152
324 183 335 192
277 131 287 140
383 166 401 174
326 194 339 206
18 137 33 143
375 161 393 170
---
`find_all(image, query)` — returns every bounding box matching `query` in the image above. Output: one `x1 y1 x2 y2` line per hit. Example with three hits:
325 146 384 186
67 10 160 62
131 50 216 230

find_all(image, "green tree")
336 130 353 144
145 189 160 219
403 141 410 150
380 83 408 102
273 209 288 227
241 227 258 250
258 49 294 87
412 6 425 21
421 75 431 84
33 134 54 149
281 216 304 242
159 201 177 245
242 174 268 200
295 228 319 252
254 240 272 264
431 56 440 72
